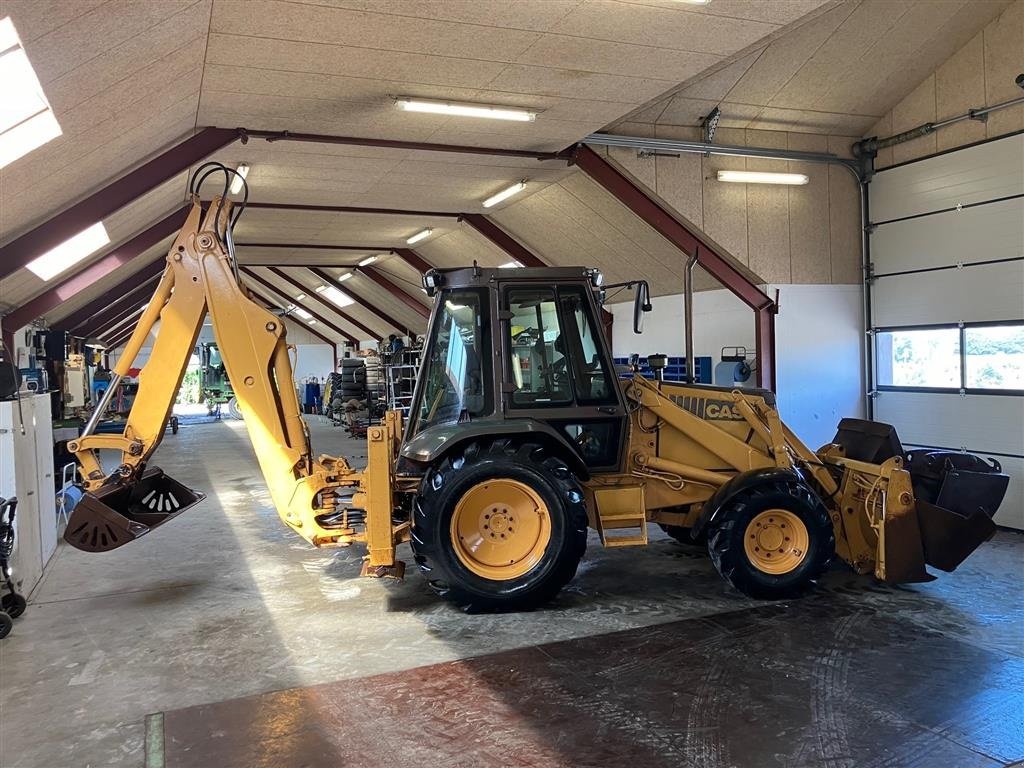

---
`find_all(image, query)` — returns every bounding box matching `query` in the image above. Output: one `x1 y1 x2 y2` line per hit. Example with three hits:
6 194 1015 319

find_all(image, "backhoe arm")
66 197 403 569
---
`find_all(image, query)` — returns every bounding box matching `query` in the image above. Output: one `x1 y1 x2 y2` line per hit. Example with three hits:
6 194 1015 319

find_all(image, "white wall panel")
612 284 865 450
874 391 1024 456
869 134 1024 222
871 196 1024 274
871 259 1024 326
875 392 1024 529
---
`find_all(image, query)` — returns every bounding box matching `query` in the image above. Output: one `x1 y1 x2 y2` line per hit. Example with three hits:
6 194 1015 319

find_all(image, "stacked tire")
338 358 366 400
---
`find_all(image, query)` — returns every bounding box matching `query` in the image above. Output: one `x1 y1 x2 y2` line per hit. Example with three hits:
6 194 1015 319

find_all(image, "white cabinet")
0 394 57 596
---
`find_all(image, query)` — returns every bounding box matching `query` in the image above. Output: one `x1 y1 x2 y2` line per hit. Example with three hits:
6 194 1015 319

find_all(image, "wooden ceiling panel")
309 0 581 32
549 0 788 53
210 0 544 62
202 32 505 90
415 228 510 270
610 0 834 26
614 0 1012 135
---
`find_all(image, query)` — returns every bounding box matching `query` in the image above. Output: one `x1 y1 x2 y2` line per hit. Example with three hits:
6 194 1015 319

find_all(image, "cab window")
416 289 491 429
507 288 572 406
558 287 615 405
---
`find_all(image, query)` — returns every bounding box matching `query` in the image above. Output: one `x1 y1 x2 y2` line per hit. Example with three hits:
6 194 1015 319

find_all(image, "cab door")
501 283 627 471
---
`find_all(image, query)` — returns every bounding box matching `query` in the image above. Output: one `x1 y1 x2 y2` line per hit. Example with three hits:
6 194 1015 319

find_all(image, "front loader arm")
66 197 404 568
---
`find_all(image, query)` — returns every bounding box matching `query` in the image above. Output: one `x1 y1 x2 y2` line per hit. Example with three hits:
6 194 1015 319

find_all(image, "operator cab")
405 266 628 471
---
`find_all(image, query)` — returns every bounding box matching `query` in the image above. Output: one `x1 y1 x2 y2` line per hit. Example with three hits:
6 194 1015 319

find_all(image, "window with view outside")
965 325 1024 390
876 328 961 388
416 289 490 430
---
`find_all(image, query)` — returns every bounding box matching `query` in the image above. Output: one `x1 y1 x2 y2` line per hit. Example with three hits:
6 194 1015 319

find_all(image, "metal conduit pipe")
853 76 1024 157
683 253 698 384
584 132 861 171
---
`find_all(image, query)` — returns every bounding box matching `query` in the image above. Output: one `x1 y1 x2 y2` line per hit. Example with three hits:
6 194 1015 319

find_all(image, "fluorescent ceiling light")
295 293 305 300
483 181 527 209
287 304 313 320
358 255 378 267
318 285 354 308
230 163 249 194
26 222 110 281
337 272 353 282
499 261 523 269
716 170 809 186
407 228 432 244
307 319 317 325
0 18 62 169
396 98 536 122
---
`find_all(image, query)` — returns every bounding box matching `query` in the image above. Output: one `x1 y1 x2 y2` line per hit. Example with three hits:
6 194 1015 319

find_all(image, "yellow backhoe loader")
64 164 1009 611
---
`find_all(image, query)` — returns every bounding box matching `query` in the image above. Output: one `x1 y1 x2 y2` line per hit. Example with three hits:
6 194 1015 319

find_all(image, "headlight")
588 269 605 287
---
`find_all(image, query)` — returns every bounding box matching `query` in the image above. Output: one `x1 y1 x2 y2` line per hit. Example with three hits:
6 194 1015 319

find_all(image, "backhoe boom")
65 197 405 571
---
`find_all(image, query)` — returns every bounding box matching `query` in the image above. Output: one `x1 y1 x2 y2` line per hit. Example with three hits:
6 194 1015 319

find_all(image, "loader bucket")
64 467 205 552
914 466 1008 572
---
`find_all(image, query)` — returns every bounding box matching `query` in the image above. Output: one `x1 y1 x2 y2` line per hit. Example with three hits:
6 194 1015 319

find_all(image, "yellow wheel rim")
450 479 552 581
743 509 809 575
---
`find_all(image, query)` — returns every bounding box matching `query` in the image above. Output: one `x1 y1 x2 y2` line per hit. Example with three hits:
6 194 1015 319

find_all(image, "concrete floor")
1 415 1022 767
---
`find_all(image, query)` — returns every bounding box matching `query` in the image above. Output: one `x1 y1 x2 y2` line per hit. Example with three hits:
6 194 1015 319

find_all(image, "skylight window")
315 284 354 308
0 17 62 169
25 222 110 281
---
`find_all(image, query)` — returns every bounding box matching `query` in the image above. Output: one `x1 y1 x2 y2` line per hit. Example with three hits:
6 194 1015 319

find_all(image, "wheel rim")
743 509 809 575
450 479 552 581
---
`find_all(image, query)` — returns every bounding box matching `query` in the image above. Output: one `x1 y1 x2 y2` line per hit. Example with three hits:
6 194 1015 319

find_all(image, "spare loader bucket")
64 467 205 552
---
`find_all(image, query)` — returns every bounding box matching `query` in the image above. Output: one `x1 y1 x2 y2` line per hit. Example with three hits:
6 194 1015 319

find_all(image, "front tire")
411 440 588 612
706 481 834 599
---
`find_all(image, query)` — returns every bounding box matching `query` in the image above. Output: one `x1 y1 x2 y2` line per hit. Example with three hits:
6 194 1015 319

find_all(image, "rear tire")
706 481 834 599
0 611 11 639
1 593 26 619
411 440 588 612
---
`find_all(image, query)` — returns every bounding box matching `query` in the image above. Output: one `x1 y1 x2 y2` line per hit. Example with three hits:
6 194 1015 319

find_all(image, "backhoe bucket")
64 467 205 552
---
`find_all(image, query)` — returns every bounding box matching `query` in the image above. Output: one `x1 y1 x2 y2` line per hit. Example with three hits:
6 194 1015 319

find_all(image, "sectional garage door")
868 132 1024 530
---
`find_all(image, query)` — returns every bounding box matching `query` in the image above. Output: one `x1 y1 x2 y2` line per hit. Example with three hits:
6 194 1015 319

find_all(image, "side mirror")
633 280 652 334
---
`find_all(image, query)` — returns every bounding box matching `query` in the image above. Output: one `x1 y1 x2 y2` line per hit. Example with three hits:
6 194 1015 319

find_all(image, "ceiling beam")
307 267 412 336
241 128 562 162
240 267 358 345
246 202 460 218
356 266 430 319
459 214 546 268
266 267 382 340
234 242 434 274
95 301 148 340
392 248 433 274
237 243 391 252
569 144 777 389
2 208 186 335
104 326 134 351
0 128 239 281
59 263 163 331
76 277 161 336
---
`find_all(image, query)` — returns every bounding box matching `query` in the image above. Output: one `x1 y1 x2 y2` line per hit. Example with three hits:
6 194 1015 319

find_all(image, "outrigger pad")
64 467 205 553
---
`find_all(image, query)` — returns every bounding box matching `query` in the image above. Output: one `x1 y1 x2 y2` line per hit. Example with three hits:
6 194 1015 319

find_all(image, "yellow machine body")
64 194 1005 604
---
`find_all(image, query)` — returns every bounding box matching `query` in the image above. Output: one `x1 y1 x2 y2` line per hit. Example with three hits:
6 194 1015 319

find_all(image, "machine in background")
199 342 234 418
